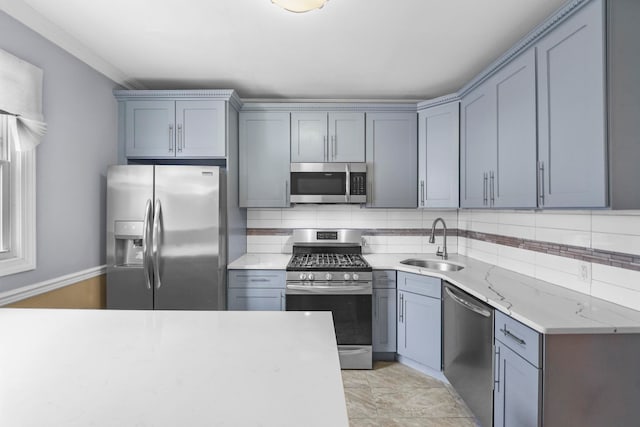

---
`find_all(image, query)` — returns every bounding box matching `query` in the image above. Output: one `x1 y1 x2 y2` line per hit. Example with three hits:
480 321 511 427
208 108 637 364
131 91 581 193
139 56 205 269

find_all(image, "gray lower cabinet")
291 112 365 163
239 112 290 207
366 113 417 208
227 270 286 311
124 99 226 159
417 102 459 208
372 270 397 354
396 272 441 371
494 311 542 427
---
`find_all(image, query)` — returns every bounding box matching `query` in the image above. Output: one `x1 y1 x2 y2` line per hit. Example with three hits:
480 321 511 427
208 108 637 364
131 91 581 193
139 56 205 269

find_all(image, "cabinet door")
239 112 291 207
329 112 365 162
460 83 496 208
494 340 541 427
373 288 397 353
228 288 286 311
291 112 328 162
418 102 459 208
175 100 226 157
536 0 607 208
366 113 417 208
397 291 441 370
125 100 176 158
493 49 537 208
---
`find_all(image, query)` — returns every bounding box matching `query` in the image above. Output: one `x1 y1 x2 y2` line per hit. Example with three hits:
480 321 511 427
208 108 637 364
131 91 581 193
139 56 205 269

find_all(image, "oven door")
286 281 372 369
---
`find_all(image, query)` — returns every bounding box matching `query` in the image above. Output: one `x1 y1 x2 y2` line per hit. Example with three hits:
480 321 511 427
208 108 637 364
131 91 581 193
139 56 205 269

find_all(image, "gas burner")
287 253 370 271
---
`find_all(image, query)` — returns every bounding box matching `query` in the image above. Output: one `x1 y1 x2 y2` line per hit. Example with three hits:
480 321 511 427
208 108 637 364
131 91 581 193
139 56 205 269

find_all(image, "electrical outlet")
579 263 591 283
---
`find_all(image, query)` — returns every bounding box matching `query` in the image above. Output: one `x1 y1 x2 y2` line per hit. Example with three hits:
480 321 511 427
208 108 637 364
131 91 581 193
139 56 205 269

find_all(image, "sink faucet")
429 217 448 260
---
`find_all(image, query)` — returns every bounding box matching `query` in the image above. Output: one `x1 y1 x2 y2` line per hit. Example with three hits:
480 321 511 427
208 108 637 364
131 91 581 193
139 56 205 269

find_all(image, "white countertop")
0 309 348 427
229 252 640 334
228 253 290 269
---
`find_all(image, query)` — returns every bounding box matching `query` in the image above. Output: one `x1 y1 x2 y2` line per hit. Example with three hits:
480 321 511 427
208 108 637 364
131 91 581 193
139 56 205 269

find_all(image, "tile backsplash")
458 210 640 312
245 206 640 312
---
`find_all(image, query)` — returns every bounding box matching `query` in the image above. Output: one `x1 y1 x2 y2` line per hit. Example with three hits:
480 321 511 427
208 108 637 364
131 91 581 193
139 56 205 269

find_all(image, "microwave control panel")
351 173 366 195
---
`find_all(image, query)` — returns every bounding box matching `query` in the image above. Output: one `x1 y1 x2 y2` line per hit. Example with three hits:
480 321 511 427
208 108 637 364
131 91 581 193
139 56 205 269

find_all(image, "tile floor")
342 361 479 427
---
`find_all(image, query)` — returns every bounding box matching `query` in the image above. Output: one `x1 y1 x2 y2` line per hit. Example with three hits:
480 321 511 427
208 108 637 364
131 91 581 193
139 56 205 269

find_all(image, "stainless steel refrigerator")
106 165 227 310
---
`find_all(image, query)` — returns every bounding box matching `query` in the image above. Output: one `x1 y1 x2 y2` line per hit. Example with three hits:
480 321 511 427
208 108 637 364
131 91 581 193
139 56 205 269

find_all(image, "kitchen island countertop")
228 252 640 334
0 309 348 427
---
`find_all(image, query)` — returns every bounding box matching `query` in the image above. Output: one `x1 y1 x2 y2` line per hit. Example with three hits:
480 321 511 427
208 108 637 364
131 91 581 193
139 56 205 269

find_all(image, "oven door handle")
286 284 372 295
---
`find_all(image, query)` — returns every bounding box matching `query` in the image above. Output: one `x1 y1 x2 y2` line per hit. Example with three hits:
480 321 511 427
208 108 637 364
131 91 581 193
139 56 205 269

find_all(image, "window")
0 114 36 276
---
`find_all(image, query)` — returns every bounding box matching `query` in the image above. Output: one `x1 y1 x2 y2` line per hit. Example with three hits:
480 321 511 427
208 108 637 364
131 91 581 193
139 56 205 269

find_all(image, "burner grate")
288 253 369 270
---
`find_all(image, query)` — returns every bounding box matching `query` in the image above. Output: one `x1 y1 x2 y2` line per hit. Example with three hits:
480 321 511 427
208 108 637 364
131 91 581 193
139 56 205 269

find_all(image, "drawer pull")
500 327 526 346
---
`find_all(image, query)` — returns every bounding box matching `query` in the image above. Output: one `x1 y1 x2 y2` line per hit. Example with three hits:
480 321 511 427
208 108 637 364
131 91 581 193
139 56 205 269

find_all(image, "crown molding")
457 0 591 98
417 93 461 111
240 101 418 113
0 0 142 89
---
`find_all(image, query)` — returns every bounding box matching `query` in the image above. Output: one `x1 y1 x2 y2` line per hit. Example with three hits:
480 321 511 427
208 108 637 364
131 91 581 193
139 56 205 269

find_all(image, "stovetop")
287 252 371 271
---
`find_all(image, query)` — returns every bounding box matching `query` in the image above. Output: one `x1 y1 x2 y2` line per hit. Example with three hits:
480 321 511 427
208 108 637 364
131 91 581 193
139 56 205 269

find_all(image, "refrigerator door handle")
152 199 162 289
142 199 153 290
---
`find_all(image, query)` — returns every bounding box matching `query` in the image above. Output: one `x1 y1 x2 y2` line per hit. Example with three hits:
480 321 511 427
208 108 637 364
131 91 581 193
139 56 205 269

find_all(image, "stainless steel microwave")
290 163 367 204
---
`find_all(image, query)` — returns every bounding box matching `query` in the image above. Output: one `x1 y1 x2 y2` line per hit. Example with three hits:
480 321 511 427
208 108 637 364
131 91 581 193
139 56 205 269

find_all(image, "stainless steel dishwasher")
443 282 494 427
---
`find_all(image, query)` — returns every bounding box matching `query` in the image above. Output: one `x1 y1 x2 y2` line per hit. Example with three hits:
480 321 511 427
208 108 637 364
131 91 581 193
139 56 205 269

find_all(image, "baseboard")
0 265 106 306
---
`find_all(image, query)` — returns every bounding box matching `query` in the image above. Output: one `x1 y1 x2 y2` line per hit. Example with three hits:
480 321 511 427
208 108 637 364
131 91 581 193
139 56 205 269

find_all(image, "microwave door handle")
345 164 350 203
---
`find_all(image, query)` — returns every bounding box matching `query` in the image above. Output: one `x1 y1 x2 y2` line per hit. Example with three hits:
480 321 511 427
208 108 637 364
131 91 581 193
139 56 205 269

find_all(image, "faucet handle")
436 246 443 258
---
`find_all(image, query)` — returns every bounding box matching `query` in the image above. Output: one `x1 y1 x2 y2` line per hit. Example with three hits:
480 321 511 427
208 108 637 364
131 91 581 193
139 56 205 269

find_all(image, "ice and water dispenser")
114 221 144 267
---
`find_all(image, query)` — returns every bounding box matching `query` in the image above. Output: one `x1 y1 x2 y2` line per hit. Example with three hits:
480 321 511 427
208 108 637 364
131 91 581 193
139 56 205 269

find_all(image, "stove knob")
299 273 307 280
353 273 359 281
325 273 333 281
308 273 315 281
343 273 351 281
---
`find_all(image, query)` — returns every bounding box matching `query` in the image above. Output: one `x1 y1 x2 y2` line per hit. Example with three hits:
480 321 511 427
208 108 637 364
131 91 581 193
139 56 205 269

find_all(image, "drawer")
373 270 396 289
228 270 286 289
495 310 541 368
397 271 441 299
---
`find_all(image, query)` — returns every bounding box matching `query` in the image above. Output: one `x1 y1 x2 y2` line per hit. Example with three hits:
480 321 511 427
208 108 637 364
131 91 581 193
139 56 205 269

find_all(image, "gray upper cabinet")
125 99 226 158
239 112 291 207
493 49 537 208
417 102 459 208
366 113 417 208
291 112 364 162
536 0 606 208
460 48 537 208
175 100 226 157
460 81 495 208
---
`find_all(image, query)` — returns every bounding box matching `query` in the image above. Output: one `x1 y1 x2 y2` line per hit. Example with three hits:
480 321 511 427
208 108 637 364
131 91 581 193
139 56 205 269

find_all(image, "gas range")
285 229 373 370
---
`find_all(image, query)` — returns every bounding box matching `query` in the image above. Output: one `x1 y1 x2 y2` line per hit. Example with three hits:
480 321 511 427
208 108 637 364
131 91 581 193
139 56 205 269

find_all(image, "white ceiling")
3 0 567 100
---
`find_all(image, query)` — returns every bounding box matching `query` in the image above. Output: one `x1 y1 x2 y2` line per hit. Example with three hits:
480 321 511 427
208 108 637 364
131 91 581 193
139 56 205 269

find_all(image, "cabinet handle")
324 135 328 161
373 294 378 318
420 180 425 207
490 170 495 205
399 293 404 323
494 345 501 392
177 124 183 152
281 292 285 311
285 180 289 205
500 327 526 346
538 161 545 206
168 125 174 153
483 172 488 205
332 135 337 160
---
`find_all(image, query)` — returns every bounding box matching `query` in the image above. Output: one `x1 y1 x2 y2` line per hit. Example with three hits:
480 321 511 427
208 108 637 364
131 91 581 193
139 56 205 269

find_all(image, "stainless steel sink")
400 258 465 272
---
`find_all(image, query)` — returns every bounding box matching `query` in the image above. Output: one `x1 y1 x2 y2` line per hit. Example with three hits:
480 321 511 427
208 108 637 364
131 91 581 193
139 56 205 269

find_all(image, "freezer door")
153 166 225 309
106 165 154 309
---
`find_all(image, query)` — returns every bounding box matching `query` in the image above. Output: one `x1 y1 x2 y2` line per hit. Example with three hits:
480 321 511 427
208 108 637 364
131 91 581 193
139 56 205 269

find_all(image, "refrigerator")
106 165 227 310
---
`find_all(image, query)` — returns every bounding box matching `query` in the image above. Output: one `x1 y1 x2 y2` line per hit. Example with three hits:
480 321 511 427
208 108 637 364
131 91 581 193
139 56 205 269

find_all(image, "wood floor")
342 361 479 427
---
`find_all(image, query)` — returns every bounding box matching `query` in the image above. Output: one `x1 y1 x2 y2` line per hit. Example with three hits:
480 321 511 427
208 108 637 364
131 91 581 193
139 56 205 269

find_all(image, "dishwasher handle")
444 285 492 318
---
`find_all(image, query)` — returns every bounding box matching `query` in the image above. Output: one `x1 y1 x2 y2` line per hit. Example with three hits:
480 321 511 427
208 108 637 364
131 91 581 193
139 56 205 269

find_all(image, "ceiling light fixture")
271 0 329 13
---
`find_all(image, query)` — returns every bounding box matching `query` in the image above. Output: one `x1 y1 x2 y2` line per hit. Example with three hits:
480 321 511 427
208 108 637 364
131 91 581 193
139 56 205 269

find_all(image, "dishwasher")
442 282 494 427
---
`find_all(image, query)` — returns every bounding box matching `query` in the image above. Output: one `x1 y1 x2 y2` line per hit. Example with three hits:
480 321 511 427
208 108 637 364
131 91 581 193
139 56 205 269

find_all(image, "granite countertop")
0 309 348 427
228 253 640 334
228 253 291 269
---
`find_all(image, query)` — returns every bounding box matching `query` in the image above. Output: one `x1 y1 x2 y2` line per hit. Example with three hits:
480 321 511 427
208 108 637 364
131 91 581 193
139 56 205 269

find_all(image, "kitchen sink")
400 258 465 272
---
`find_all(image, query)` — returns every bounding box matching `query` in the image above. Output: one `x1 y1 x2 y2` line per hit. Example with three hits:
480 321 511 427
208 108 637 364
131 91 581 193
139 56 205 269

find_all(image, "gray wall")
0 12 118 292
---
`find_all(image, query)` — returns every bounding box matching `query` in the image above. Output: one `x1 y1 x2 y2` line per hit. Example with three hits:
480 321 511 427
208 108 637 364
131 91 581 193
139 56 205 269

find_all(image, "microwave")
290 163 367 204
